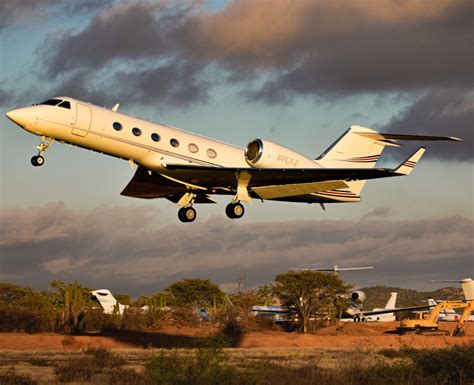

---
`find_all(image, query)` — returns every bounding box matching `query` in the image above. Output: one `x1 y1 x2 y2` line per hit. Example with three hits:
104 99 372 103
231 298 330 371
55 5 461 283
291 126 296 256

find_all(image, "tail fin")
317 126 395 195
384 292 397 309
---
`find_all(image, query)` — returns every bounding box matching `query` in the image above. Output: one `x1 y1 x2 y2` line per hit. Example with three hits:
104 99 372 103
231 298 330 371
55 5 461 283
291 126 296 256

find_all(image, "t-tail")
316 125 461 197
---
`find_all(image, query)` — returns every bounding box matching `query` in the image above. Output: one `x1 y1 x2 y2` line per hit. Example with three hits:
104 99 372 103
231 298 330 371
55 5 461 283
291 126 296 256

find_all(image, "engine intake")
244 139 317 169
351 290 366 302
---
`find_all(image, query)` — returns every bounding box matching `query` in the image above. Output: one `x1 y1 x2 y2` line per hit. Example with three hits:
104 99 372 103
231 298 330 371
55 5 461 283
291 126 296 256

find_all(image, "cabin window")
170 138 179 147
188 143 199 153
132 127 142 136
58 101 70 109
206 149 217 159
151 133 160 142
113 122 122 131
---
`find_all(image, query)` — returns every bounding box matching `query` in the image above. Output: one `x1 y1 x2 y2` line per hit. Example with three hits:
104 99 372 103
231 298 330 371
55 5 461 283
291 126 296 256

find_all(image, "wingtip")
449 136 463 142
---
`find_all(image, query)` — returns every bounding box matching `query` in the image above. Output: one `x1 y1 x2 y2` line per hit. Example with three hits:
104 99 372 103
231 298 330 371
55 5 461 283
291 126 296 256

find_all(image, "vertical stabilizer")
316 126 394 195
385 292 397 309
461 278 474 301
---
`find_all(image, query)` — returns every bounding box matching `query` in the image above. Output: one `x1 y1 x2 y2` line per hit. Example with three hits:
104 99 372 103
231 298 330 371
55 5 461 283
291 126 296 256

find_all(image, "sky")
0 0 473 297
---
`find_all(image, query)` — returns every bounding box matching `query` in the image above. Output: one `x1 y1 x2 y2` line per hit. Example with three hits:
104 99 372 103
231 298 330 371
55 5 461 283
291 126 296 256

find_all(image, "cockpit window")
40 99 62 106
58 101 70 109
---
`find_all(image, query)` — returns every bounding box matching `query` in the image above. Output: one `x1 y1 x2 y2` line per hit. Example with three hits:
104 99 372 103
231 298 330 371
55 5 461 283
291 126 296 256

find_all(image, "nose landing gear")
31 136 54 167
226 202 245 219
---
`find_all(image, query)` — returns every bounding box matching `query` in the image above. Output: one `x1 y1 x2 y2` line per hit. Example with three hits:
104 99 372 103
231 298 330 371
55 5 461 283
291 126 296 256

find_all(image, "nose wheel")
30 136 54 167
31 155 45 167
226 202 245 219
178 206 197 223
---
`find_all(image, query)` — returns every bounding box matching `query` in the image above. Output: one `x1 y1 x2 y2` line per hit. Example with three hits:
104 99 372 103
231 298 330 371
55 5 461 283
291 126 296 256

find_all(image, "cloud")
384 88 474 160
361 207 396 220
0 0 111 30
1 204 472 296
37 0 473 106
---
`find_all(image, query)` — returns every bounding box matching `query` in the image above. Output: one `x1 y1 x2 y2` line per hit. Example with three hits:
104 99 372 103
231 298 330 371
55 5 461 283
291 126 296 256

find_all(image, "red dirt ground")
0 322 472 351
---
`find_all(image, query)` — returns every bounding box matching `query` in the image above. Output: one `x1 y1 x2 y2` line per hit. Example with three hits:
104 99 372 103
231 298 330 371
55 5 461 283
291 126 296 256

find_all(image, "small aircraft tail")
385 292 397 309
316 126 394 195
316 125 455 195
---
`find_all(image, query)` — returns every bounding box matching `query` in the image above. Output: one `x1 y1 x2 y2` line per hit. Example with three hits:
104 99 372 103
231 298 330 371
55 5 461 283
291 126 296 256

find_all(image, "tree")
272 270 349 334
165 279 224 308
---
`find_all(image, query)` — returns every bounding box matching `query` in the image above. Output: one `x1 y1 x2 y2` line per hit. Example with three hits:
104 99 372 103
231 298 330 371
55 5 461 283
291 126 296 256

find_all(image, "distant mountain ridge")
359 285 463 309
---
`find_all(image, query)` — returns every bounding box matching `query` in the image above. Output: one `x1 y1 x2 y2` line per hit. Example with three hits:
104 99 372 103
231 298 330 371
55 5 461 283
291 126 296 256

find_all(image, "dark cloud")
0 0 111 30
44 1 191 76
113 61 210 106
38 0 473 107
0 0 56 30
1 203 472 296
384 88 473 160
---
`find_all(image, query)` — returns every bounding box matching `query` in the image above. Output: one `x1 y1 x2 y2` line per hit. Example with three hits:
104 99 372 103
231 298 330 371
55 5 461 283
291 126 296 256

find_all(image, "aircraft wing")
357 305 432 317
161 147 425 198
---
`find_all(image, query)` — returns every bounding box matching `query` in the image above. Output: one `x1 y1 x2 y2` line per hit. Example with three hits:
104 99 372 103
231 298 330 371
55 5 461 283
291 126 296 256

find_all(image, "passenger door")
72 104 92 137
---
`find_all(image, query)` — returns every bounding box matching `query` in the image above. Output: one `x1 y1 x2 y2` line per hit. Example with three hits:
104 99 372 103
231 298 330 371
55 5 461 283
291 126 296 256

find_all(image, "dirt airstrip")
0 322 472 351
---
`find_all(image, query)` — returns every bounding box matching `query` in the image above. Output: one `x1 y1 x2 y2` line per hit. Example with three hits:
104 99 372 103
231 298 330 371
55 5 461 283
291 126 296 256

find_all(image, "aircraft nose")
5 108 35 128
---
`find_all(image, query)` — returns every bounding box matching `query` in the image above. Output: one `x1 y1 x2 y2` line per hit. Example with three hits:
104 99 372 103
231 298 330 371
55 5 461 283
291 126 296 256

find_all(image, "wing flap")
253 180 348 199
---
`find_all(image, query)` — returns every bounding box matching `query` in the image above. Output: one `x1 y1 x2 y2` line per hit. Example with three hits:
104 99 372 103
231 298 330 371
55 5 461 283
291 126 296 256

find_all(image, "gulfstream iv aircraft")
6 97 461 222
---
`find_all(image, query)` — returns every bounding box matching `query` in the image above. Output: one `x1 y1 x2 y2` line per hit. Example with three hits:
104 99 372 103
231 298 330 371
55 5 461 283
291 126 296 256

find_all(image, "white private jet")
6 97 462 222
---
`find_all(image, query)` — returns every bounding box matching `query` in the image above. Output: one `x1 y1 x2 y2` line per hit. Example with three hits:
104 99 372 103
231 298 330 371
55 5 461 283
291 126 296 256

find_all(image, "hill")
359 285 463 309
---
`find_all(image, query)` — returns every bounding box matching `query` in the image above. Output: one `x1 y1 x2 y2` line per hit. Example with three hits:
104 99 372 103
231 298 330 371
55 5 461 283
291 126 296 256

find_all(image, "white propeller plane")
6 97 461 222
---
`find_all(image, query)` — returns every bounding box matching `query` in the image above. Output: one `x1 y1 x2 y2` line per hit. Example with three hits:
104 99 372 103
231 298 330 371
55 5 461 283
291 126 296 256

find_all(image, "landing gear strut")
226 202 245 219
178 206 197 223
31 136 54 167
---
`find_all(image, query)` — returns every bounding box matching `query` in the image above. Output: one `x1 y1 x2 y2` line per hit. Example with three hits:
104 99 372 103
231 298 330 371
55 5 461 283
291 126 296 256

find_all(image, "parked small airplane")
91 289 127 315
428 278 474 322
342 292 399 322
6 97 461 222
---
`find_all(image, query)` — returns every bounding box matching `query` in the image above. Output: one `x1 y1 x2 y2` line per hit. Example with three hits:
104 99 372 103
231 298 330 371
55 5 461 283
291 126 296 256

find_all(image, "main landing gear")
178 206 197 223
225 202 245 219
31 136 54 167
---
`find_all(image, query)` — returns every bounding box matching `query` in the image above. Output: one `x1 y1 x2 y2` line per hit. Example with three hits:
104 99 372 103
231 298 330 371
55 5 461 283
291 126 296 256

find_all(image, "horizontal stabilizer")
394 147 426 175
355 132 463 142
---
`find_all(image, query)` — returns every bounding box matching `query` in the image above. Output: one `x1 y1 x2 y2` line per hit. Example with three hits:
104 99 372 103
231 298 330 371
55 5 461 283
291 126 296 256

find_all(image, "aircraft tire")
31 155 44 167
226 203 244 219
178 207 196 223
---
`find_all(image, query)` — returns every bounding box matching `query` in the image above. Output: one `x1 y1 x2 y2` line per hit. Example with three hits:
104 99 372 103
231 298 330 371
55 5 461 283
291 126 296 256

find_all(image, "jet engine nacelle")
351 290 366 302
245 139 318 169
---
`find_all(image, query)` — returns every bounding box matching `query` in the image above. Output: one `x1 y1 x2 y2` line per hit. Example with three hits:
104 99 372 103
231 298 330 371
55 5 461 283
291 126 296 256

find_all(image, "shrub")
145 345 256 385
0 369 37 385
54 348 126 382
409 343 474 385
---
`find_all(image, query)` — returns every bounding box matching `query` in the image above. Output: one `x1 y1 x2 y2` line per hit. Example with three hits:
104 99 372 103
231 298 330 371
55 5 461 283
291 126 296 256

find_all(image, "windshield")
40 99 62 106
39 99 71 109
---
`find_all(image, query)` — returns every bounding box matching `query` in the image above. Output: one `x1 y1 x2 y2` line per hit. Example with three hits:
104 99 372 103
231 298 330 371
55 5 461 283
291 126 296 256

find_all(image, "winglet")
394 147 426 175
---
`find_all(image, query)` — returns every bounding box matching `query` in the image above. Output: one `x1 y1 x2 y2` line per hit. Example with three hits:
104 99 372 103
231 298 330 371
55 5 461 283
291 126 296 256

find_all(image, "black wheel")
178 207 196 223
31 156 38 166
225 203 245 219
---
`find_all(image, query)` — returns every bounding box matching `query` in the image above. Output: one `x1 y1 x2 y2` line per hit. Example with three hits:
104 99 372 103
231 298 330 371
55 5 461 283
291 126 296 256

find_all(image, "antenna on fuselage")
112 103 120 112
